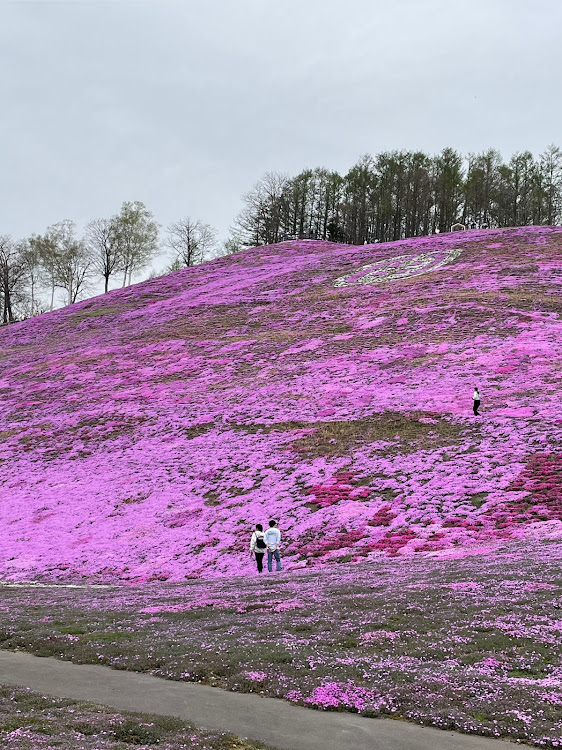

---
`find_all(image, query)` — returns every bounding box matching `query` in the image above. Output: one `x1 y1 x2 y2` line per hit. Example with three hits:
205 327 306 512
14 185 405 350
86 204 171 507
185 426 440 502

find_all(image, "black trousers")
255 552 264 573
473 400 480 415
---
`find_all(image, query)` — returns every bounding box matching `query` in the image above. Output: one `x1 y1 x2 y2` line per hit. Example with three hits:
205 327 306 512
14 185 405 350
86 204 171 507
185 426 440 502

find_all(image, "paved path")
0 651 511 750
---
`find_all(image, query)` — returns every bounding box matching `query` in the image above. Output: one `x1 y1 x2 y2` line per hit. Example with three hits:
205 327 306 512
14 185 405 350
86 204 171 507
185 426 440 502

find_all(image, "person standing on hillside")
473 387 481 416
265 520 282 573
249 523 267 573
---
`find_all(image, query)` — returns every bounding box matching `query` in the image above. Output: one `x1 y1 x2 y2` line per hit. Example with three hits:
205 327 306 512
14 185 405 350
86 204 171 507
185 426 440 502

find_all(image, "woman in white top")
249 524 267 573
473 387 480 416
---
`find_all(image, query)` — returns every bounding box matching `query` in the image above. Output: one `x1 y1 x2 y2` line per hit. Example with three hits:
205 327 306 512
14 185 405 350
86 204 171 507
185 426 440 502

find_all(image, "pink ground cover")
0 226 561 582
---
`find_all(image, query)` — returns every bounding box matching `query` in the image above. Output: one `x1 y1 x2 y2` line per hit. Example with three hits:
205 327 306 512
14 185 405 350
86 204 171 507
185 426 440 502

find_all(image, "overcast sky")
2 0 562 250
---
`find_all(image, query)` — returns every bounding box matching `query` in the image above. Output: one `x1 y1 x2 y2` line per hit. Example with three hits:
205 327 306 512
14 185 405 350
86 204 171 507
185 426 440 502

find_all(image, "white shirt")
264 527 281 549
473 390 480 401
250 531 266 553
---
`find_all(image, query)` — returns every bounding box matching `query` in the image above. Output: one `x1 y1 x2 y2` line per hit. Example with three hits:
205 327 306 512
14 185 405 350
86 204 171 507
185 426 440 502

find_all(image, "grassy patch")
291 411 467 457
230 420 310 435
185 423 215 439
204 492 221 506
70 306 122 322
470 492 489 509
82 631 135 643
55 625 85 635
0 685 273 749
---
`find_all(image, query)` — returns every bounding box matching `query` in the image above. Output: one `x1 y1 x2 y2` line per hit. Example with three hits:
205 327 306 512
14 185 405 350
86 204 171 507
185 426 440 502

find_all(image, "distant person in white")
473 387 481 416
264 519 282 572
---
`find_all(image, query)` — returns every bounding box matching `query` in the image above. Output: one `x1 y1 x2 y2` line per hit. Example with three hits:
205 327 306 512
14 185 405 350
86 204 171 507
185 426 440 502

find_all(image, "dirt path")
0 651 511 750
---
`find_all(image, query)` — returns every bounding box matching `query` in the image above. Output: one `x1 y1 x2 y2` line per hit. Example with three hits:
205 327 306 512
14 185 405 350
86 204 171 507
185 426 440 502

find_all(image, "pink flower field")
1 226 561 583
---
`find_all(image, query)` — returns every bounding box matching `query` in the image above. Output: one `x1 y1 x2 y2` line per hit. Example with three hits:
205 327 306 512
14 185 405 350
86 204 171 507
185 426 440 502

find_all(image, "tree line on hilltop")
233 146 562 246
1 145 561 324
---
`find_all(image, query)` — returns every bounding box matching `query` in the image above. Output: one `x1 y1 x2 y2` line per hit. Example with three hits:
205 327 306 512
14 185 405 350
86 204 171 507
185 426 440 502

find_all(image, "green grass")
1 543 561 745
290 412 469 457
55 625 85 635
470 492 489 509
70 306 121 322
0 685 274 749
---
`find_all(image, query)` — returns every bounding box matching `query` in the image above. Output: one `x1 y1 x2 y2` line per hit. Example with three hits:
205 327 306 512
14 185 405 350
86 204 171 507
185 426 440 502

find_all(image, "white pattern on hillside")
333 248 462 287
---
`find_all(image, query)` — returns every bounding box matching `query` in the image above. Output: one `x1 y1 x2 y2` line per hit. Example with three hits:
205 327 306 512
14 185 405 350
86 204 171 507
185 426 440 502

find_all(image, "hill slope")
1 226 561 582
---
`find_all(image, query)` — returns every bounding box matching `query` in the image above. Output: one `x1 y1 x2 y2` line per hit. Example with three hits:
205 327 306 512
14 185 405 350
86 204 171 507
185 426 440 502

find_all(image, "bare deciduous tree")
19 237 43 316
48 220 94 306
30 229 60 311
234 172 290 247
0 236 26 324
165 217 217 267
86 217 121 293
221 236 244 256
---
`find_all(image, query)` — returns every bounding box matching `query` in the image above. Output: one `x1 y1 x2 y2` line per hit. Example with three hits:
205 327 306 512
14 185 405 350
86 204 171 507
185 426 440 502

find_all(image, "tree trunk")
2 269 13 323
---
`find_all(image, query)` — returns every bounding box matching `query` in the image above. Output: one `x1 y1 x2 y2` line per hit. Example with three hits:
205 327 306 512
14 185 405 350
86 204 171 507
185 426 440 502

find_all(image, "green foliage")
233 146 562 247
